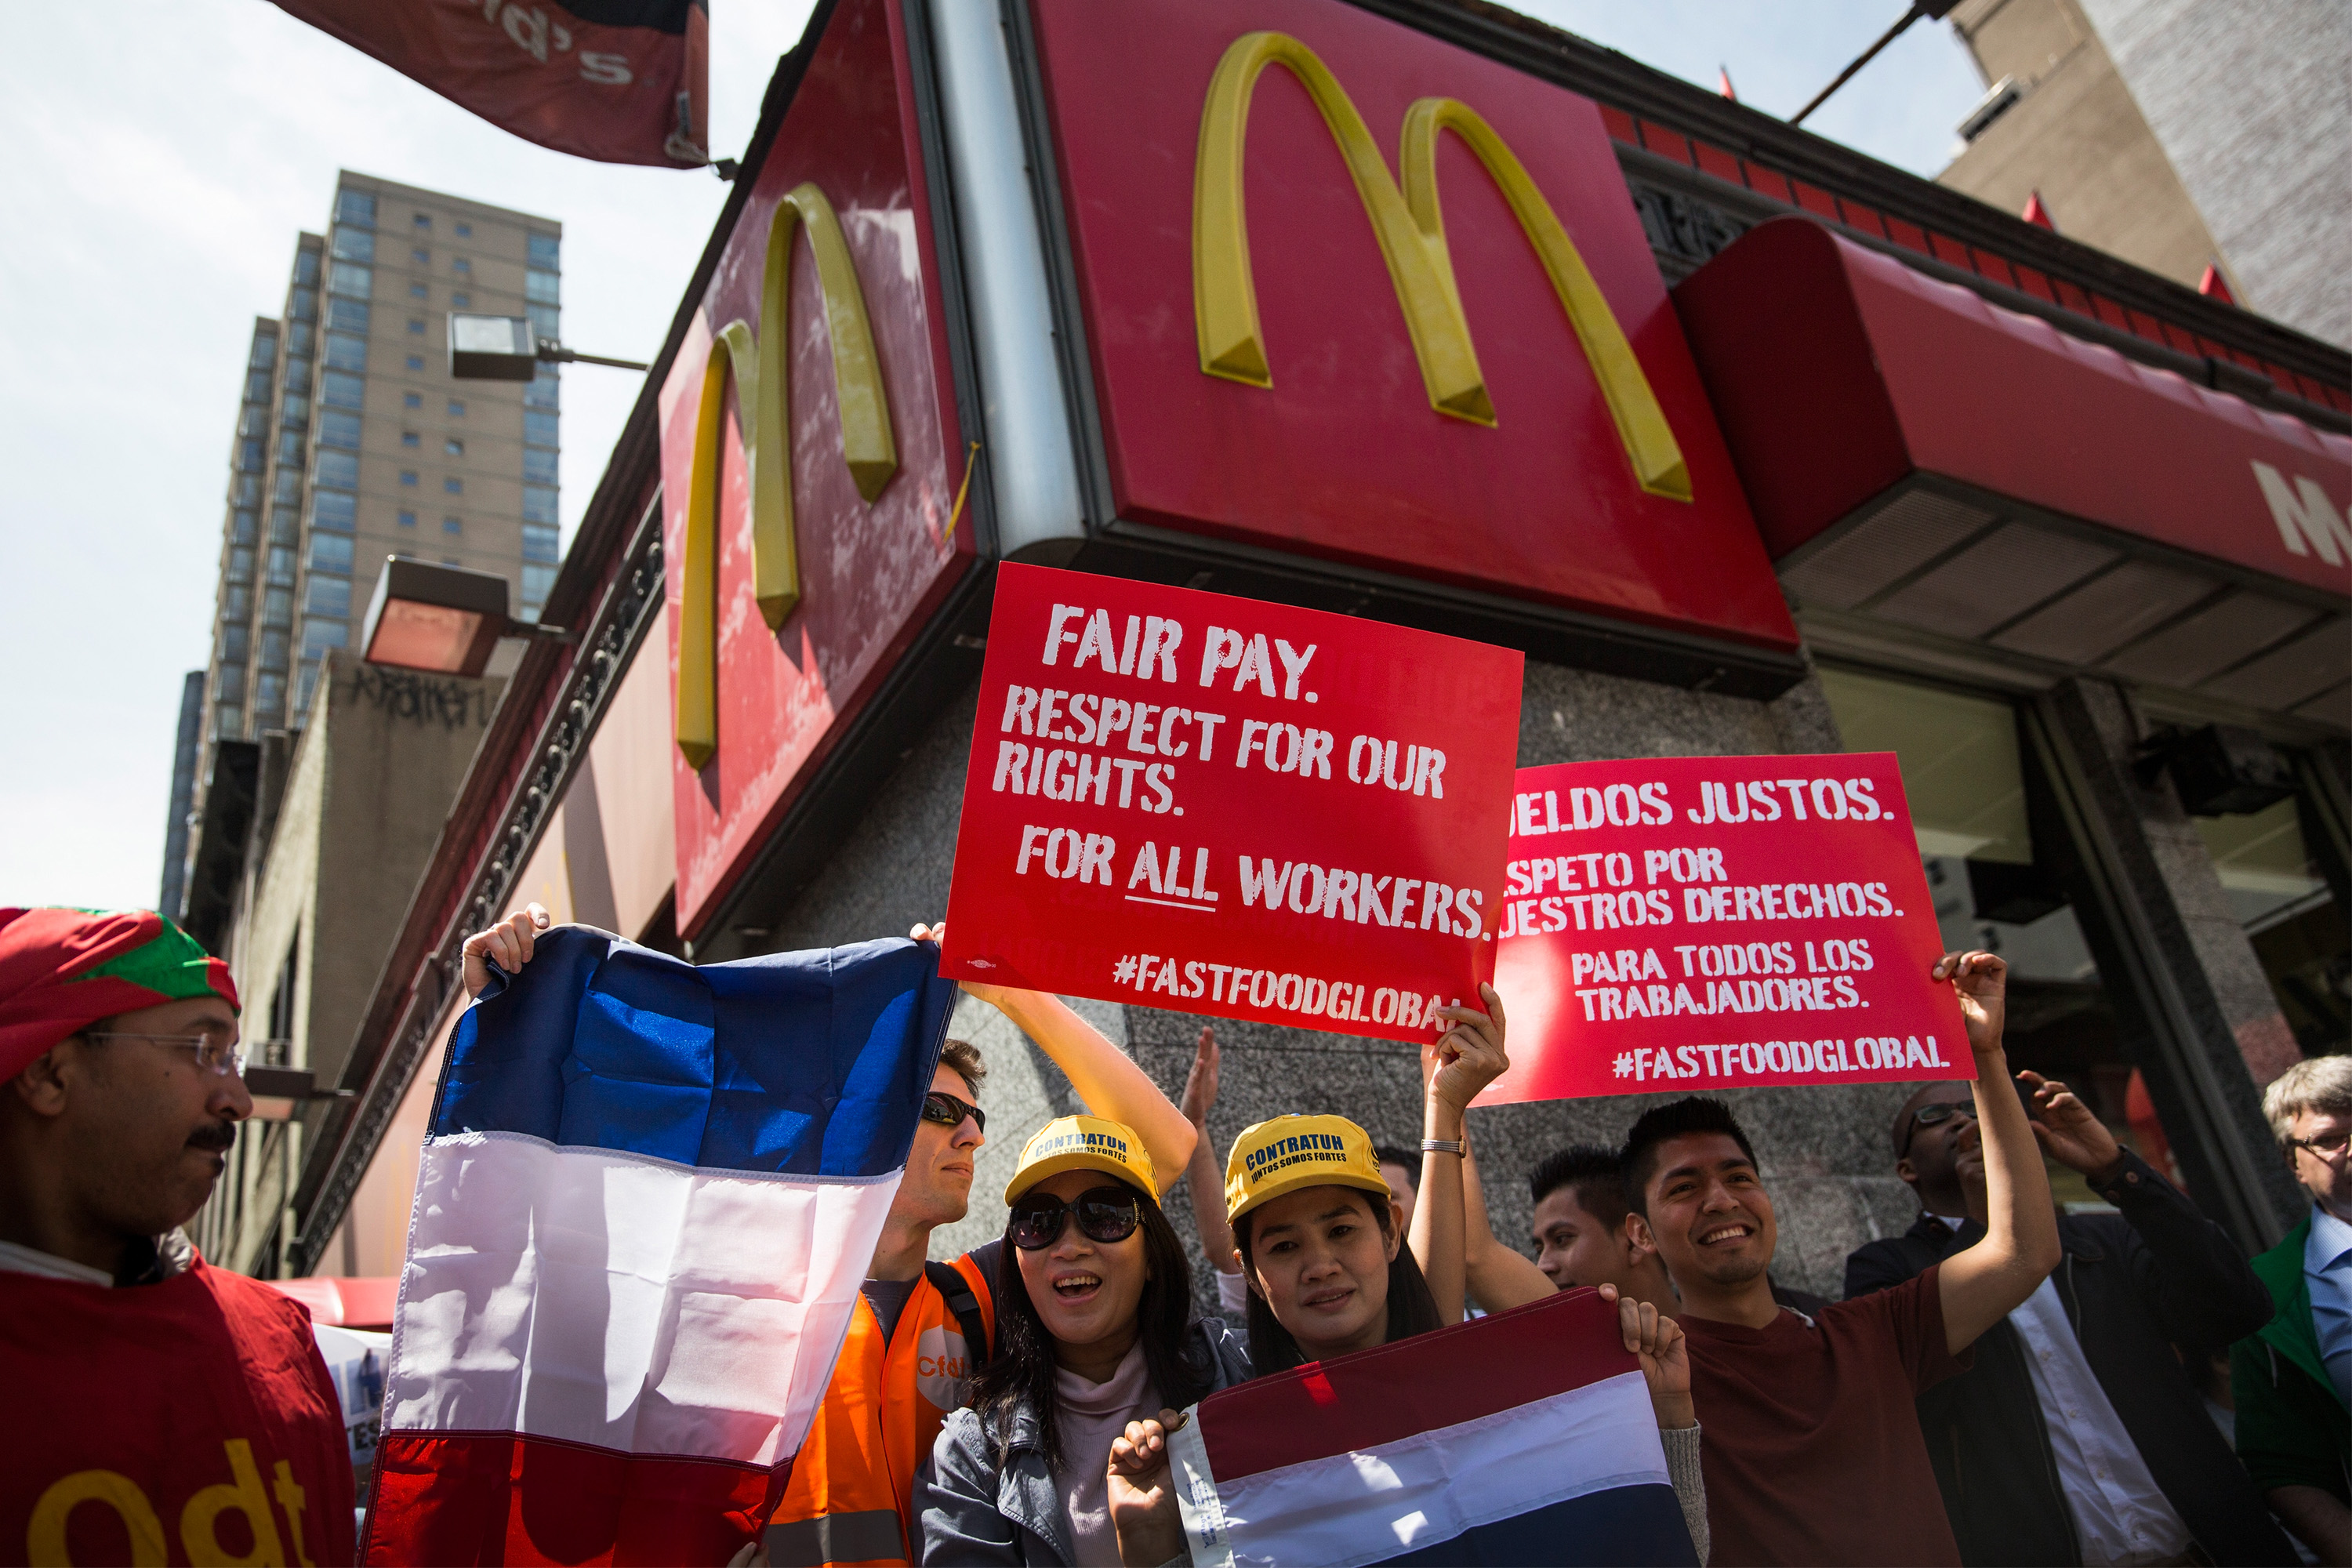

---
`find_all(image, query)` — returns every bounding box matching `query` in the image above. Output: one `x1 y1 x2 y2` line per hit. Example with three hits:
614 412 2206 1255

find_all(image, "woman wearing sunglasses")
919 1116 1249 1566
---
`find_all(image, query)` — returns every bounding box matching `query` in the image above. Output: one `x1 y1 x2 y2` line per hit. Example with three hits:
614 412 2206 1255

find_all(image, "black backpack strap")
924 1259 992 1370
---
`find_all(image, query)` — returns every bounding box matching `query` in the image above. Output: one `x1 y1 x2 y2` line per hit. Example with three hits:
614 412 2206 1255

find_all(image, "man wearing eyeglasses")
1844 1071 2287 1565
0 906 354 1566
2233 1054 2352 1565
460 909 1197 1568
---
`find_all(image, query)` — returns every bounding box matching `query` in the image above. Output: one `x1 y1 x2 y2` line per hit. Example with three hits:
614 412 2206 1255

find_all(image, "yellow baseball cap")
1005 1115 1157 1203
1225 1114 1390 1225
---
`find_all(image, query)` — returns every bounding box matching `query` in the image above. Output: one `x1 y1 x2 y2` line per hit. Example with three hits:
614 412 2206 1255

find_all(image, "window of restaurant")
2194 789 2350 1056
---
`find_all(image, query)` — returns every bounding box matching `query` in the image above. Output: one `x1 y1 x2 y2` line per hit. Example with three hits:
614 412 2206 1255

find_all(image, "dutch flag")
361 927 957 1565
1168 1289 1700 1567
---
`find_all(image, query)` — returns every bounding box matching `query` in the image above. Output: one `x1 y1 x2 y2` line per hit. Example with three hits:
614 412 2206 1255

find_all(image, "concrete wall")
758 661 1925 1314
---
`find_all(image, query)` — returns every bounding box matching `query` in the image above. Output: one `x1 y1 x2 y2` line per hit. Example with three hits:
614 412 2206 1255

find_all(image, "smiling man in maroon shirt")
1621 950 2061 1567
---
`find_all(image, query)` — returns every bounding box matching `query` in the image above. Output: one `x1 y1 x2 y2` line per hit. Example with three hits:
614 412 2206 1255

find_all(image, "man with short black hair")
1618 951 2062 1566
1526 1143 1675 1302
1847 1075 2288 1564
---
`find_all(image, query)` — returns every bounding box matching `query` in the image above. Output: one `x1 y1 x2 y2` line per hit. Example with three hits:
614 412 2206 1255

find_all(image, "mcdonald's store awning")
1672 218 2350 721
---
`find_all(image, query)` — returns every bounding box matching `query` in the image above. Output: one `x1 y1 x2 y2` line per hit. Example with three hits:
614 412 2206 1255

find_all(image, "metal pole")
1790 3 1925 127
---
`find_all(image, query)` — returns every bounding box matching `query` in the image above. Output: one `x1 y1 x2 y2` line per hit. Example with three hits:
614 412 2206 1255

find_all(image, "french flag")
361 928 956 1566
1168 1289 1698 1566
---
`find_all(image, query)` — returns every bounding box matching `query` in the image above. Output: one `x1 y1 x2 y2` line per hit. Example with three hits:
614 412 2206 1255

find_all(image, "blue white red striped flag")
1168 1288 1699 1566
360 927 957 1565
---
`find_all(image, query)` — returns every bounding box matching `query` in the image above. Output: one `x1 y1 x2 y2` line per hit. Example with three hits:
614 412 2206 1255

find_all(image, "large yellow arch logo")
1192 31 1691 502
675 183 898 768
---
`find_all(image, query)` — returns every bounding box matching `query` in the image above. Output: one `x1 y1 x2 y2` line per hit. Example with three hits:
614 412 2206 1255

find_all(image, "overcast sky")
0 1 1985 913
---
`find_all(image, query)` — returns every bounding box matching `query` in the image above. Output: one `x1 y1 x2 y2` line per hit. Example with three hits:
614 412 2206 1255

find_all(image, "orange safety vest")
766 1252 996 1567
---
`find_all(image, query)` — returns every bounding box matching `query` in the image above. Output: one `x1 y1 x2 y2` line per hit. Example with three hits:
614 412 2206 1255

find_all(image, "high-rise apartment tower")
189 173 563 796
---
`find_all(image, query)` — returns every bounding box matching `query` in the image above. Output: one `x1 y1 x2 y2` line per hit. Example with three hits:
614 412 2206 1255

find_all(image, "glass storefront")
2194 797 2350 1054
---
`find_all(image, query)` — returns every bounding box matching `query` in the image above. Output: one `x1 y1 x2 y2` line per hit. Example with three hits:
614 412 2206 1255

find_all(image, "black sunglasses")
1899 1098 1974 1158
922 1091 985 1138
1007 1185 1142 1251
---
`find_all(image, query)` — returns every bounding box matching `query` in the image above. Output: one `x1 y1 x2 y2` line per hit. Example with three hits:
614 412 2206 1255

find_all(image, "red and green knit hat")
0 908 240 1081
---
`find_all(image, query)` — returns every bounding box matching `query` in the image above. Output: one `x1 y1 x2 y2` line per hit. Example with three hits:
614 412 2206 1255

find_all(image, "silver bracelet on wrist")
1421 1138 1466 1156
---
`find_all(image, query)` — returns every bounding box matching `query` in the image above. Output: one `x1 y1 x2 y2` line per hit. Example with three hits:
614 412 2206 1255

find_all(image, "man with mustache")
0 906 354 1566
1844 1067 2288 1565
1617 950 2061 1567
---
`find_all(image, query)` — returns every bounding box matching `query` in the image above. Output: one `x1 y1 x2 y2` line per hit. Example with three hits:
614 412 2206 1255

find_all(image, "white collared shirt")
2305 1204 2352 1408
0 1239 111 1286
1928 1217 2191 1565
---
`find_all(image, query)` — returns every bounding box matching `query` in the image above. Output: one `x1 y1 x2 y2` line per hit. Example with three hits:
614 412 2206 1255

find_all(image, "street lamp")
446 313 649 380
359 557 569 678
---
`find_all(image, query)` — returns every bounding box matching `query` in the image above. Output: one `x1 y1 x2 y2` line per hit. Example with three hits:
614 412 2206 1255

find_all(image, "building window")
296 665 318 714
266 546 297 586
318 410 361 449
401 431 420 448
293 250 321 286
325 297 369 335
524 411 559 448
526 304 559 340
212 705 244 742
408 281 428 300
455 222 472 238
323 332 367 373
281 358 311 394
255 673 286 716
314 450 358 490
447 398 466 417
308 533 354 574
262 587 294 628
224 586 251 621
214 663 246 706
525 268 561 306
522 523 559 563
336 189 376 227
286 322 314 356
528 233 560 269
249 336 278 370
397 510 417 528
521 563 558 604
444 477 463 494
445 437 463 456
413 212 431 230
234 475 262 509
270 469 303 505
328 263 371 299
452 257 473 276
310 491 355 533
219 623 249 663
230 510 259 546
407 320 425 336
258 630 289 670
288 287 318 323
245 370 271 404
278 394 309 430
239 405 269 437
400 470 418 487
451 292 470 308
331 228 374 263
525 368 559 410
442 516 463 535
523 447 558 485
303 576 351 619
320 369 365 409
301 617 349 659
238 438 264 472
522 485 558 525
401 392 420 410
264 508 296 546
274 430 303 465
405 354 423 371
225 547 255 586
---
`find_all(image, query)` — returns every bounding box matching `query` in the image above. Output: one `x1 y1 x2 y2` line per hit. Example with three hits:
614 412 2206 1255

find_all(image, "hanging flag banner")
272 0 710 168
939 563 1522 1042
1480 753 1968 1103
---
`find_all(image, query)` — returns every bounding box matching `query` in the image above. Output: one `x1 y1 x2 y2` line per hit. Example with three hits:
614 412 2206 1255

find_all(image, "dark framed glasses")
922 1091 985 1138
1007 1185 1142 1250
1899 1098 1974 1157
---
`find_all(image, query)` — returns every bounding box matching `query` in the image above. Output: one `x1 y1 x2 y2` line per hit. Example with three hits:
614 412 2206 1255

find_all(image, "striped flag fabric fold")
361 927 957 1566
1169 1288 1699 1567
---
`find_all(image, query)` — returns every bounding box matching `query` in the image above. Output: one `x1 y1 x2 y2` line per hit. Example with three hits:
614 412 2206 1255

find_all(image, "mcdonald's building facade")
284 0 2348 1292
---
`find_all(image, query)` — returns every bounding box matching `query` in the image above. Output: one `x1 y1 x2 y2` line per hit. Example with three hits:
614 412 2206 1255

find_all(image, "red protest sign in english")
939 563 1523 1040
1479 753 1970 1102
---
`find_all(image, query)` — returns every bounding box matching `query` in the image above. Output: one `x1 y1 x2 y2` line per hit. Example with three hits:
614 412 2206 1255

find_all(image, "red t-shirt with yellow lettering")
1682 1263 1970 1567
0 1257 356 1567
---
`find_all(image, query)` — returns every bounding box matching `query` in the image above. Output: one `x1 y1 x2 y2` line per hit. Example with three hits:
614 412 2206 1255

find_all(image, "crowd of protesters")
3 901 2347 1566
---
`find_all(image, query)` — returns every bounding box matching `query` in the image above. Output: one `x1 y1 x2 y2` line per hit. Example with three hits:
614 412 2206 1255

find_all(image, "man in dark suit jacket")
1845 1074 2290 1566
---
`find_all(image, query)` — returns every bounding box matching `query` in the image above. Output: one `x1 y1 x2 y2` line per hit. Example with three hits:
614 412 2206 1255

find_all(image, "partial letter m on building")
2252 460 2352 567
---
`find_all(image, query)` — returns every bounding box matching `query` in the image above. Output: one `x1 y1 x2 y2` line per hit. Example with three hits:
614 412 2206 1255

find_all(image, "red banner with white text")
1479 753 1969 1102
272 0 709 167
939 564 1522 1041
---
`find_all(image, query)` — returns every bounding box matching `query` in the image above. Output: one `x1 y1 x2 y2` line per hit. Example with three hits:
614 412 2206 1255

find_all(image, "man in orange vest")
458 910 1200 1568
762 925 1199 1568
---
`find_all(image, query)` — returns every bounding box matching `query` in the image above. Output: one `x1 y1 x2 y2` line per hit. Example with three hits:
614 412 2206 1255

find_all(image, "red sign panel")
660 0 973 935
1025 0 1795 653
939 564 1522 1041
1481 754 1969 1103
274 0 709 166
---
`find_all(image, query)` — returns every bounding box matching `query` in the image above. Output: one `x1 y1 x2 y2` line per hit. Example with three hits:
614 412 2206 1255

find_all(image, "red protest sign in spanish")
939 563 1523 1040
1479 753 1970 1103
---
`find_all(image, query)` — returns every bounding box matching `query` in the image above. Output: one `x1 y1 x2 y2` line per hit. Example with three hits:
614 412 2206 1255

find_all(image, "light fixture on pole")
447 313 649 380
359 557 572 679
